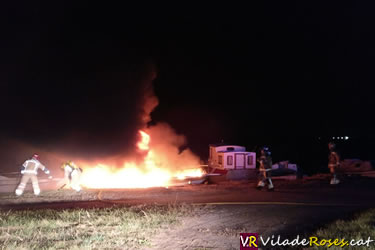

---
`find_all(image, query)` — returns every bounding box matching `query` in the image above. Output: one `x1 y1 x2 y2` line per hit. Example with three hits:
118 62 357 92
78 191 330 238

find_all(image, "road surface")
1 174 374 249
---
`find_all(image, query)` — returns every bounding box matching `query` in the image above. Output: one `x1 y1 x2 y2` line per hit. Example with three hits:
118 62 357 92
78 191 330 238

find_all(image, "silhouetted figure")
256 146 274 191
328 142 340 185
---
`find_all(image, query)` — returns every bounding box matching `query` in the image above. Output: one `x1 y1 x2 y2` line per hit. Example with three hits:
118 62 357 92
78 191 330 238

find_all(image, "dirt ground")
143 204 361 250
1 174 375 249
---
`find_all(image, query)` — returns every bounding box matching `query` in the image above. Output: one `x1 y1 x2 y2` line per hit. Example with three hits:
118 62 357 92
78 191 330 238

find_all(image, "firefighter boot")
330 175 340 185
15 188 23 196
256 180 265 190
72 184 81 192
267 178 274 191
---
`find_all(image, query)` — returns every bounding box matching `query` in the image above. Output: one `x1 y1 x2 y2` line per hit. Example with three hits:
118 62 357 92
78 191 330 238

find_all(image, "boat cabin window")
247 155 254 165
227 156 233 165
218 155 223 165
226 147 235 151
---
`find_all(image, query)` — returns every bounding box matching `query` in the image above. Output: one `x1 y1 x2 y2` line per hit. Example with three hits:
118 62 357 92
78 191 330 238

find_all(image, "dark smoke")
0 54 158 172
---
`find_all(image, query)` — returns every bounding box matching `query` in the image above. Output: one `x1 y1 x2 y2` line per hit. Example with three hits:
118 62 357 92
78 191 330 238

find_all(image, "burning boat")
79 129 205 189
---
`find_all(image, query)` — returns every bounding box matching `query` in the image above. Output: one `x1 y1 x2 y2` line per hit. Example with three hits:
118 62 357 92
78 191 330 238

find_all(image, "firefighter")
61 161 82 192
328 142 340 185
256 146 274 191
15 154 52 196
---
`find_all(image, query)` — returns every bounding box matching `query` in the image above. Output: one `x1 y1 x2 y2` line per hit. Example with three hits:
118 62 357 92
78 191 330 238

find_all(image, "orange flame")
80 130 203 189
137 130 150 151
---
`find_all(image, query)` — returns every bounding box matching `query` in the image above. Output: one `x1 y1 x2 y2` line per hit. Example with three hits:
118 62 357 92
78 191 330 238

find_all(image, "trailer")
207 144 257 181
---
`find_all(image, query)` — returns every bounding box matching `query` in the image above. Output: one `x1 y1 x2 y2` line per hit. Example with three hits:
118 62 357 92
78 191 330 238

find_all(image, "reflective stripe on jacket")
22 159 45 175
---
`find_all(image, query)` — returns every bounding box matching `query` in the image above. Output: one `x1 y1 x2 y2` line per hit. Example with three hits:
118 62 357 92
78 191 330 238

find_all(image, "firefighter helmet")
328 142 336 150
61 161 73 169
32 154 39 160
261 146 271 156
70 161 77 168
63 161 78 169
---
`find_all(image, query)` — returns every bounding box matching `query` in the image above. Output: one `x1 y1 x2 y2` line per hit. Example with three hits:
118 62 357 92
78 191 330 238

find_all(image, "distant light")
341 137 344 139
345 136 349 140
333 137 335 139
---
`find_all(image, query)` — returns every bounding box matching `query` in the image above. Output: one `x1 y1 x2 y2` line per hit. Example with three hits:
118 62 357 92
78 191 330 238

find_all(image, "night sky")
1 2 374 173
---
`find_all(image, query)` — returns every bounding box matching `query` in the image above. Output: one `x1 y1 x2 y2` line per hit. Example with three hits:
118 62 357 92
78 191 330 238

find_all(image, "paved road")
1 174 374 249
1 174 374 209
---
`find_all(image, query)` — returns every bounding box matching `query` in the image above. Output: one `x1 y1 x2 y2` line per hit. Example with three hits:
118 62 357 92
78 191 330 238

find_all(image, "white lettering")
301 238 309 246
270 235 279 246
260 236 270 246
283 238 292 246
291 235 300 246
365 237 374 247
240 236 249 247
354 239 362 246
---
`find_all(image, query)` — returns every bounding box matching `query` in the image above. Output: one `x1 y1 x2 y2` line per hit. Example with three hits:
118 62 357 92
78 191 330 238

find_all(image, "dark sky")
1 2 374 169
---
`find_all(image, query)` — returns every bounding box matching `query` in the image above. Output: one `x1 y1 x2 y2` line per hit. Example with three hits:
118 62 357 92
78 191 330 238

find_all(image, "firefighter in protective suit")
328 142 340 185
256 146 274 191
15 154 52 196
61 161 82 192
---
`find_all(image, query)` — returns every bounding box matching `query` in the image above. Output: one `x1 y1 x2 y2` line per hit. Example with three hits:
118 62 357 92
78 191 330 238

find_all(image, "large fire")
80 130 204 189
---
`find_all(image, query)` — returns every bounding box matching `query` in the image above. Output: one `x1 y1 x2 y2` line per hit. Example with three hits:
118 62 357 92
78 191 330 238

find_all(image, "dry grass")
0 190 99 204
307 208 375 250
0 204 194 249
